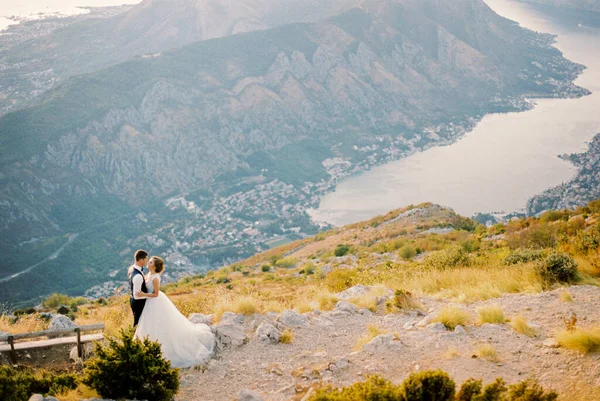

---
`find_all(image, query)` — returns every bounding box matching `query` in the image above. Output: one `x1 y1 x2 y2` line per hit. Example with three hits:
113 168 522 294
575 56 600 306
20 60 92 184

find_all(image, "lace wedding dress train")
134 273 215 368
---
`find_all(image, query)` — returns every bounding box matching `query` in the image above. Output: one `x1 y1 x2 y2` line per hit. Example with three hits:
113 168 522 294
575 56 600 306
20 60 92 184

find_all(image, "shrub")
431 306 470 330
13 307 36 316
261 264 271 272
386 289 420 312
334 244 351 257
83 328 179 401
424 247 470 269
574 224 600 253
503 249 545 265
506 223 556 250
324 269 357 292
308 375 401 401
399 244 417 260
556 328 600 354
399 369 455 401
279 329 294 344
41 293 71 308
509 316 537 337
276 257 298 269
0 366 78 401
507 378 558 401
536 252 578 284
457 378 507 401
57 305 70 315
477 305 505 325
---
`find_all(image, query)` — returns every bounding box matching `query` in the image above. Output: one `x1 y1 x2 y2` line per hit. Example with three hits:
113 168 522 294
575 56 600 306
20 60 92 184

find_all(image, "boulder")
237 389 265 401
335 301 358 314
254 322 281 343
48 315 77 331
362 333 403 353
337 285 371 300
278 310 309 327
426 323 448 332
543 338 560 348
214 324 247 350
454 325 467 335
28 395 44 401
189 313 214 325
220 311 245 325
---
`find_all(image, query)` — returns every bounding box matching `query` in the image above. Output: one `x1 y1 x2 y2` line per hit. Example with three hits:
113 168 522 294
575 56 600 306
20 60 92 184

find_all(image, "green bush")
399 244 417 260
574 224 600 253
0 366 78 401
335 244 351 257
57 305 70 315
424 247 470 269
507 378 557 401
503 249 545 265
83 328 179 401
536 252 578 284
506 224 556 250
261 264 271 272
399 369 455 401
308 375 401 400
457 378 507 401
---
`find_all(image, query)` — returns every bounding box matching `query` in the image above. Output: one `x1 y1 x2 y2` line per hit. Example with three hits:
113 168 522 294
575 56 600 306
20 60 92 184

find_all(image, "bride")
134 256 215 368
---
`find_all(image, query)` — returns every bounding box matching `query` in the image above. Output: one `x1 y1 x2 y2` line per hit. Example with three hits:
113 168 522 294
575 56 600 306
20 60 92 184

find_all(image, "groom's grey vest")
129 268 148 326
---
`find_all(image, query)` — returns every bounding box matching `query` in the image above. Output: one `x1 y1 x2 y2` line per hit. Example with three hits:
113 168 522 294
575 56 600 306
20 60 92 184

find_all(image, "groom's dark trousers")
129 268 148 327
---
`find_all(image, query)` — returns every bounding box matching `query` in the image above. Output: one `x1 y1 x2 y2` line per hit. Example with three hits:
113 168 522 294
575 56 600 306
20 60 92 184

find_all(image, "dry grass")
556 328 600 354
279 329 294 344
559 290 573 302
444 345 459 359
355 324 388 350
476 344 499 362
0 314 46 334
312 289 339 311
231 296 260 315
431 306 470 330
58 384 99 401
477 305 505 325
509 316 537 337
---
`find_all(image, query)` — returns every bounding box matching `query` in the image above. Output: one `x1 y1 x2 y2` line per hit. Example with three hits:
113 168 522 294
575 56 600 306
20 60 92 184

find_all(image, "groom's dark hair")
135 249 149 262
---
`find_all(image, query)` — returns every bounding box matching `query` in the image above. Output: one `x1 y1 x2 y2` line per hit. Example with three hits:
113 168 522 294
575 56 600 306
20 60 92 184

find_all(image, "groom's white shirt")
131 264 145 300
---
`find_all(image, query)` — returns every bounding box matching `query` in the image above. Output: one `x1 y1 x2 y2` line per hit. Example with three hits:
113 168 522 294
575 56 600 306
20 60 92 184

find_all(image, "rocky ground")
174 285 600 401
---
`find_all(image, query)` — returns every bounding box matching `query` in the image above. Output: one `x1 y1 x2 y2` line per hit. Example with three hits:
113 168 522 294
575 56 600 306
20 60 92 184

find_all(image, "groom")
129 249 149 327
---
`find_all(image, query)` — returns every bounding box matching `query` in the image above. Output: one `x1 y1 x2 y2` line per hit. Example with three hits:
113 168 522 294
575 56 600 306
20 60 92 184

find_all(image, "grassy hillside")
4 200 600 337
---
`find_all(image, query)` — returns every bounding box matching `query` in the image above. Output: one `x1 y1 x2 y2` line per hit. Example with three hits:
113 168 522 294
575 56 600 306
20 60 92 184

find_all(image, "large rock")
278 310 309 328
254 322 282 343
189 313 214 325
220 311 245 325
214 324 247 350
335 301 358 314
336 285 371 300
28 395 43 401
48 315 77 331
362 333 404 353
237 389 265 401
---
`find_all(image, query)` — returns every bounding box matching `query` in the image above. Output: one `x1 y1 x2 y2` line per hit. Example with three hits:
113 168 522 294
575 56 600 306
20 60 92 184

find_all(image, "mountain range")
0 0 588 306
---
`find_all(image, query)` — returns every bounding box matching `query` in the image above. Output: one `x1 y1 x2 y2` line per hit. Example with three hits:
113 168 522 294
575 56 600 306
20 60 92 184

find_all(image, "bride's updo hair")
151 256 165 273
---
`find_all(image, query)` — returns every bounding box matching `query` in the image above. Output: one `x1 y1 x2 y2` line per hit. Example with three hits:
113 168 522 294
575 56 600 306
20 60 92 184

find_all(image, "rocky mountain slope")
0 0 589 306
0 0 360 115
519 0 600 12
528 133 600 215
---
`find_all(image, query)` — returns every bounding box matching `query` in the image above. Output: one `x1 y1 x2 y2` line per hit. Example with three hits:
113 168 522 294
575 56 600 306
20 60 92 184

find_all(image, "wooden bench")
0 323 104 364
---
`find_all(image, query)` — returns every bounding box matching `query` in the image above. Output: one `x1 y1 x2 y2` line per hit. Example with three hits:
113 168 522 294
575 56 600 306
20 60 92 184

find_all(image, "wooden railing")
0 323 104 364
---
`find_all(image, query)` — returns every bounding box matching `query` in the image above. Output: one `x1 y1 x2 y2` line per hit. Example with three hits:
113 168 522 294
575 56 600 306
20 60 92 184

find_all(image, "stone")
415 313 435 327
48 315 77 331
255 322 281 343
189 313 214 325
266 311 279 321
359 308 373 316
362 333 403 353
454 325 467 335
336 285 371 300
43 397 59 401
335 301 358 314
403 322 414 330
28 395 44 401
214 323 247 350
278 310 309 327
427 322 448 332
237 389 265 401
543 338 560 348
220 311 245 325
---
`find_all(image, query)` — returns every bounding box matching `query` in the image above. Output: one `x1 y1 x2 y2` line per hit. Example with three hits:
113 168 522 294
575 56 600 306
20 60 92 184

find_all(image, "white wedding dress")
134 273 215 368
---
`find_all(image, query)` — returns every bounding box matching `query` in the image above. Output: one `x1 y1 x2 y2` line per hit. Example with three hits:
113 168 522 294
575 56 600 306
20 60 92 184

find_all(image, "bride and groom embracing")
128 249 216 368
